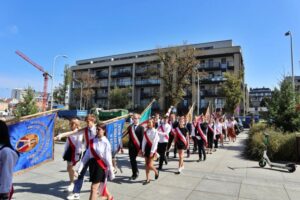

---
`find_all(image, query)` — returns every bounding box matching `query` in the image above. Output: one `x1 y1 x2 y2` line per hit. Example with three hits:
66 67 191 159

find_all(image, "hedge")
244 123 298 162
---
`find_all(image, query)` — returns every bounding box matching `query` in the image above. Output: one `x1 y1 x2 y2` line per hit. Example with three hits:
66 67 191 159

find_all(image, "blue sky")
0 0 299 98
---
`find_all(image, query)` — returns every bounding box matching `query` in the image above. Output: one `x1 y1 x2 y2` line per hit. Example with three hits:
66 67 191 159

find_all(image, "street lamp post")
197 73 200 115
50 55 68 110
285 31 294 90
73 78 83 110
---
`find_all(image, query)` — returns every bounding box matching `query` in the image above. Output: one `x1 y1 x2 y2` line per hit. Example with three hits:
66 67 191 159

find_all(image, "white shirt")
0 145 18 193
79 136 114 180
63 129 83 161
142 128 159 153
157 123 171 143
84 125 96 149
227 121 235 128
214 122 223 135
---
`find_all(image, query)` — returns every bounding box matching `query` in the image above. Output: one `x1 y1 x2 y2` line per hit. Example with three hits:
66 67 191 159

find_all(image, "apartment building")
70 40 246 114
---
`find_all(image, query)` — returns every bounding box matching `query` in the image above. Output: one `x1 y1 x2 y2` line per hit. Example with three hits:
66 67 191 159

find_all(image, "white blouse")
142 128 159 153
0 145 18 193
79 136 114 180
63 129 83 161
157 123 171 143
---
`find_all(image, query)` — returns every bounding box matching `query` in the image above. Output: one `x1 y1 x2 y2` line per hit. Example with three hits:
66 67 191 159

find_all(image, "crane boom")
15 50 51 112
15 50 51 78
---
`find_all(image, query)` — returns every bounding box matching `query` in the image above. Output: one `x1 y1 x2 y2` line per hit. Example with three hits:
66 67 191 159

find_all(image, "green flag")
140 106 152 124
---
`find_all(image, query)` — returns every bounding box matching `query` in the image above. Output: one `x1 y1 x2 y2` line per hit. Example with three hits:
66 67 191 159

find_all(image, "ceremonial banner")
106 118 126 154
140 106 151 124
9 113 56 172
139 99 155 126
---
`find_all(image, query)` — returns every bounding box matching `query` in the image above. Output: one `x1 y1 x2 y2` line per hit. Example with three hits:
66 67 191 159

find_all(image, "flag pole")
6 108 62 125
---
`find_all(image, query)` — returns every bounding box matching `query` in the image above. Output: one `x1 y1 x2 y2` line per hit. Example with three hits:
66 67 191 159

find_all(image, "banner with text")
9 113 56 172
106 118 125 154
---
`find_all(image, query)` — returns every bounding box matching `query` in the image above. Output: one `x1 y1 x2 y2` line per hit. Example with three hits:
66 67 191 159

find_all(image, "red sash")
144 131 153 147
196 123 207 146
9 185 14 200
89 139 107 170
129 125 140 151
158 125 169 140
84 127 89 148
208 125 214 134
68 137 77 166
174 127 187 146
89 139 108 196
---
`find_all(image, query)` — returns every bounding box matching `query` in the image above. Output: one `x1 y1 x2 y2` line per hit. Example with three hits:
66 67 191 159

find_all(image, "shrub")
245 123 298 162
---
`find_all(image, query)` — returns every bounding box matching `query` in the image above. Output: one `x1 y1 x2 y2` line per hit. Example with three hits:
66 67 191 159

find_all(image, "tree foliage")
53 65 72 105
267 78 300 132
222 72 243 115
14 87 39 117
108 87 131 109
157 44 198 110
73 71 96 110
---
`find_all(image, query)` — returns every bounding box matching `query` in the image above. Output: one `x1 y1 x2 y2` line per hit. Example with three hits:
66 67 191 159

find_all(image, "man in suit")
128 113 144 180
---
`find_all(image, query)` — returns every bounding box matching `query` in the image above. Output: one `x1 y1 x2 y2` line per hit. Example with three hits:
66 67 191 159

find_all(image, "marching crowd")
0 111 240 200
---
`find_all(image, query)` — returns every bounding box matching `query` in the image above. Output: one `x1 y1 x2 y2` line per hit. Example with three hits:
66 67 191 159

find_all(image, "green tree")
108 87 131 109
14 87 39 117
157 44 198 110
267 78 300 132
222 72 243 115
53 65 72 105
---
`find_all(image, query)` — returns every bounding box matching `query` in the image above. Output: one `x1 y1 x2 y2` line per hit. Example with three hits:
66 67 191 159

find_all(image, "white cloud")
8 25 19 35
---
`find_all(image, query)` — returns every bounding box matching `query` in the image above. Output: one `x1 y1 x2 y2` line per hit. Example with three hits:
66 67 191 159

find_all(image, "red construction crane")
15 50 52 112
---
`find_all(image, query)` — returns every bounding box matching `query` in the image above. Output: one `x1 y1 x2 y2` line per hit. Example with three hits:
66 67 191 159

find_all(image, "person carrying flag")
60 118 83 192
128 113 144 180
67 114 97 200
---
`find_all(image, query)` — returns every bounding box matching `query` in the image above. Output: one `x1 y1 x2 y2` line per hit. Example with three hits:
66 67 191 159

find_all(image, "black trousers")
197 139 206 160
166 134 177 157
192 136 198 152
214 134 221 148
129 145 139 176
157 142 168 168
207 132 214 149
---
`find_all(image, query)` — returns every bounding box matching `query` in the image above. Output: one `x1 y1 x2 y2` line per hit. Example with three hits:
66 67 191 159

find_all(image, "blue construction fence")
236 115 260 128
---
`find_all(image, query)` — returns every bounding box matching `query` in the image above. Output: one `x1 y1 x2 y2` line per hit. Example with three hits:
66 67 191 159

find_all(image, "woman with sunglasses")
142 119 159 185
78 123 115 200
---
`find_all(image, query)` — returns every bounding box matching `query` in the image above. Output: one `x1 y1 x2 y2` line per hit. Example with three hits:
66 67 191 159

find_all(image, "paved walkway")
14 131 300 200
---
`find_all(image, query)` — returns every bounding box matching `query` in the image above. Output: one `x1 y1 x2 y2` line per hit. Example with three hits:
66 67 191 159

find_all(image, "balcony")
199 76 227 84
201 90 224 97
96 93 108 99
141 92 156 99
96 73 109 79
198 61 234 71
111 81 132 87
135 79 160 86
111 70 132 77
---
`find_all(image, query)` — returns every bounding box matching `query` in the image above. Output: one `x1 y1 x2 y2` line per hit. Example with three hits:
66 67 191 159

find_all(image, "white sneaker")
181 165 184 170
67 193 80 200
178 167 182 173
67 183 74 192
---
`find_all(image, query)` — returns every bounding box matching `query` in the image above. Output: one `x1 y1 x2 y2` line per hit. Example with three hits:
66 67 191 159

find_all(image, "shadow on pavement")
227 166 291 173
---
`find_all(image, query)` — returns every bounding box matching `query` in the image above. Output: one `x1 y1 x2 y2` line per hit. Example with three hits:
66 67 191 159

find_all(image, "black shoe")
173 155 177 158
143 180 150 185
203 157 206 161
131 174 138 180
155 171 159 179
197 159 201 162
157 167 162 171
164 158 168 165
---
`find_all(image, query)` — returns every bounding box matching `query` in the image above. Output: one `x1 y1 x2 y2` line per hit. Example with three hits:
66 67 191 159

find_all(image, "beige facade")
70 40 246 114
